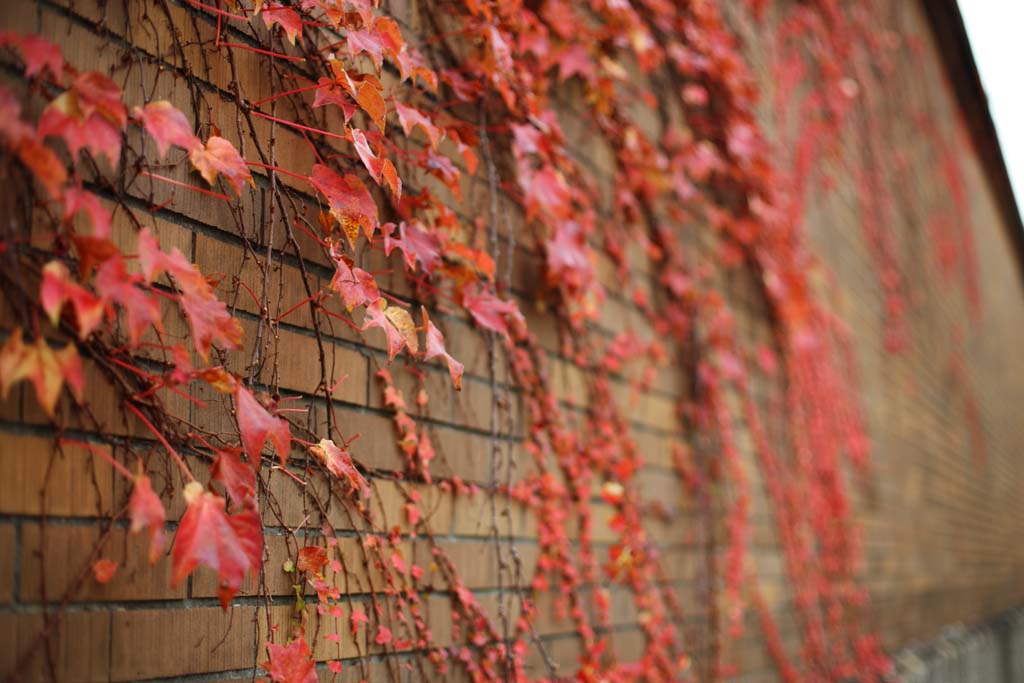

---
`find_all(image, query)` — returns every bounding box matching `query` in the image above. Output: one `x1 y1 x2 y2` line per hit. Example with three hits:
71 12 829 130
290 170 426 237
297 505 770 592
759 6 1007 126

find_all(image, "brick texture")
1 0 1024 682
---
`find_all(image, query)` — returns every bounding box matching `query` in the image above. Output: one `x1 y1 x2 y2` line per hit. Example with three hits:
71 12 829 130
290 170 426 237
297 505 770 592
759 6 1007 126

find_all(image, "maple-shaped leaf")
92 558 118 584
312 77 357 122
40 261 104 340
384 221 443 275
421 308 463 390
328 247 380 311
189 135 252 195
129 471 167 564
345 19 397 72
260 3 303 44
394 102 442 150
309 163 378 242
172 481 263 608
95 256 163 346
133 100 201 158
265 637 318 683
0 31 64 79
361 299 408 361
0 329 84 417
235 384 291 467
350 128 401 198
16 136 68 199
63 187 112 239
355 78 386 132
296 546 328 574
212 448 257 510
309 439 369 498
38 71 126 165
462 288 524 339
138 228 242 359
384 304 418 355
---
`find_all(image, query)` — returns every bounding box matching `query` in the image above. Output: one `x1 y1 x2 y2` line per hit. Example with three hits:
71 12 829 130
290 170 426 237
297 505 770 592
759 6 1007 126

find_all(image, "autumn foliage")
0 0 984 681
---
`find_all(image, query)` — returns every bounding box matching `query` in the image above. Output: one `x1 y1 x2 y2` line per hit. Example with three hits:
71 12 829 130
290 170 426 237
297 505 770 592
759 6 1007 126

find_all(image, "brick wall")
2 0 1024 682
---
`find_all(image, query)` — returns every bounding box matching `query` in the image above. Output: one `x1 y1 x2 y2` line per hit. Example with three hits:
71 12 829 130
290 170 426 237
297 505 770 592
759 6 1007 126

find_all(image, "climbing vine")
0 0 982 681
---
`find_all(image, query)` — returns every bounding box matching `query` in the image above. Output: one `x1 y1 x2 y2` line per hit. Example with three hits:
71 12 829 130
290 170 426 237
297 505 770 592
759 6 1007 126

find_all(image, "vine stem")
60 439 134 479
125 402 196 482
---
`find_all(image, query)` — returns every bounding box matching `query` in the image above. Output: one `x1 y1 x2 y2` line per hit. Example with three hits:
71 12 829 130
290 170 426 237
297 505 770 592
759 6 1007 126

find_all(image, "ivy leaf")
211 448 257 510
265 637 317 683
462 287 524 339
350 608 369 634
421 307 463 391
312 77 357 122
361 299 408 361
355 78 386 132
0 31 64 79
375 624 392 645
172 481 263 608
133 100 201 158
40 261 104 340
260 3 303 44
309 438 369 498
128 471 166 564
384 304 418 355
92 558 118 584
350 128 401 198
189 135 252 195
63 187 112 240
235 384 291 468
37 72 126 165
309 163 378 242
94 256 163 346
394 101 442 150
296 546 328 574
138 228 242 360
328 247 380 312
384 221 442 274
0 329 84 417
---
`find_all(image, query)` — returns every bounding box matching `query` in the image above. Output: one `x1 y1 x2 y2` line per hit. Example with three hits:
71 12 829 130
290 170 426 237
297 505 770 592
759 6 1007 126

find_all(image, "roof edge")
921 0 1024 275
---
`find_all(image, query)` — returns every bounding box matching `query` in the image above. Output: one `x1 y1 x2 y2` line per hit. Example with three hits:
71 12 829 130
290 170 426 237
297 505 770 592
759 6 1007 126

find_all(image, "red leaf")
95 256 163 346
384 221 442 274
310 439 369 498
375 624 392 645
394 102 442 150
38 72 126 165
63 187 112 239
328 247 380 312
351 128 401 198
236 384 291 467
172 481 263 608
211 448 257 510
0 31 63 79
129 472 166 564
261 3 303 44
265 637 318 683
309 163 378 241
421 307 463 391
189 135 252 195
40 261 104 340
350 608 369 634
138 228 242 359
297 546 329 574
462 287 524 339
312 77 357 122
92 558 118 584
15 136 67 199
133 100 201 158
361 299 408 361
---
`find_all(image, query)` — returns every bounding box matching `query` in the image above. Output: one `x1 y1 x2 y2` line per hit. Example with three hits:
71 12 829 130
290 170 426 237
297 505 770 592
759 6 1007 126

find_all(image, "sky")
959 1 1024 213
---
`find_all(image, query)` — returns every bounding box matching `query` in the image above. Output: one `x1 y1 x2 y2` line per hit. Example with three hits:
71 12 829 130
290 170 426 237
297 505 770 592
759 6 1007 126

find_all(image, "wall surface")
0 0 1023 682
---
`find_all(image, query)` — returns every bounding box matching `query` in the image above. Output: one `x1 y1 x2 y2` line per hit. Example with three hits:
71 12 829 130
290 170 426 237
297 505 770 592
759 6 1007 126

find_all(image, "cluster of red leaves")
0 0 975 678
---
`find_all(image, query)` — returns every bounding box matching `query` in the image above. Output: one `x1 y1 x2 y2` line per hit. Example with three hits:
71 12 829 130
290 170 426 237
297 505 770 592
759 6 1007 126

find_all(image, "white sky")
959 1 1024 214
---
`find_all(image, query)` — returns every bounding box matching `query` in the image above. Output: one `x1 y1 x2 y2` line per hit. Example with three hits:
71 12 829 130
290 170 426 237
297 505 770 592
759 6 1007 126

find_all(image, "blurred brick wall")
1 0 1024 681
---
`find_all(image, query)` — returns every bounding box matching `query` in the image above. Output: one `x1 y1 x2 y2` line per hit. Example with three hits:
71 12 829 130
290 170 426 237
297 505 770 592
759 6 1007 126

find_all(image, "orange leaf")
92 558 118 584
310 438 369 498
309 163 378 241
189 135 252 195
